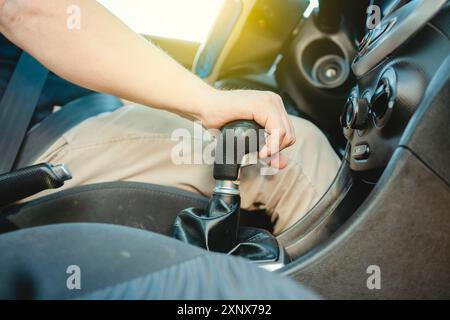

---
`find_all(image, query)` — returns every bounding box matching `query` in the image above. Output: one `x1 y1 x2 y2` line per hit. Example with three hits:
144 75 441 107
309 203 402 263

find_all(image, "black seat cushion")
0 223 318 300
3 182 209 235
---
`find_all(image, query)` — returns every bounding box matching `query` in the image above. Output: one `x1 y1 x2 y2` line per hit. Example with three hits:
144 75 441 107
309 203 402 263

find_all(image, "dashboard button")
353 144 370 161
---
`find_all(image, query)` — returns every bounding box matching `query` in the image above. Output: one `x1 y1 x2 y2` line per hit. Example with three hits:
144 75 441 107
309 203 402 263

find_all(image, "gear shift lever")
213 120 265 182
173 121 288 270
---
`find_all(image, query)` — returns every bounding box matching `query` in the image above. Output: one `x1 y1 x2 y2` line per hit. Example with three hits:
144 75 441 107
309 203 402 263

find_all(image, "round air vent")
371 78 395 128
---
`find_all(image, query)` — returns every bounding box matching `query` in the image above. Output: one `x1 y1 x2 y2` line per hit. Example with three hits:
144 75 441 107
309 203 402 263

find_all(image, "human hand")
195 89 296 169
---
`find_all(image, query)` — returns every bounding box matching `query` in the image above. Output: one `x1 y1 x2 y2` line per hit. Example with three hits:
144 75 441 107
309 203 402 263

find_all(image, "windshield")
98 0 225 43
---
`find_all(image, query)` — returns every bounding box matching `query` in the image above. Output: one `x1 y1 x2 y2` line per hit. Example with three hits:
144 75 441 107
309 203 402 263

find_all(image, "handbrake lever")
0 163 72 208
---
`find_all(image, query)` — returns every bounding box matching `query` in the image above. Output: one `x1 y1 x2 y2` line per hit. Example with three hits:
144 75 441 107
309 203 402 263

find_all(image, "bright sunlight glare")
97 0 225 43
303 0 319 18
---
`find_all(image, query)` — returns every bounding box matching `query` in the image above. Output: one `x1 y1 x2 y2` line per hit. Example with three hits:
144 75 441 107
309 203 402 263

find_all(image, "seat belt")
0 52 49 174
15 93 123 168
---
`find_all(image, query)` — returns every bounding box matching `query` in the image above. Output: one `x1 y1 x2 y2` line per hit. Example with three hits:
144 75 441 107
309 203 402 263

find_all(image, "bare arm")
0 0 295 162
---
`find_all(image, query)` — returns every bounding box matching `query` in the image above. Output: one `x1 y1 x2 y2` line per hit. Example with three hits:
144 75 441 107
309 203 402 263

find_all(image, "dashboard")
342 0 450 172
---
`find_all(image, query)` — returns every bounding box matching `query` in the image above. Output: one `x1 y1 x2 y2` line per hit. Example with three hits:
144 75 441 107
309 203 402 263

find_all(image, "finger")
286 116 296 146
259 111 284 158
260 124 285 158
263 153 289 170
276 100 296 148
280 115 294 149
280 131 294 152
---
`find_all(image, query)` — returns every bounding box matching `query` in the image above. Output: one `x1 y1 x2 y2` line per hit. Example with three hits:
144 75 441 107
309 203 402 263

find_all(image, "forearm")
0 0 215 120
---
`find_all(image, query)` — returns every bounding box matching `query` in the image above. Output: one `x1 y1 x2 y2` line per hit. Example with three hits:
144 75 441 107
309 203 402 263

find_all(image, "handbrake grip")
0 163 72 208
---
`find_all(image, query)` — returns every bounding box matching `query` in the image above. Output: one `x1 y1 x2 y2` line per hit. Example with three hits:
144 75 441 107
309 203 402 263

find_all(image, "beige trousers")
31 104 341 234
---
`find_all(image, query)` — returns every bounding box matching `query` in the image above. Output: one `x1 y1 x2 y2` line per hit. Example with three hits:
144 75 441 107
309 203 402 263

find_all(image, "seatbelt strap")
15 93 123 168
0 52 49 174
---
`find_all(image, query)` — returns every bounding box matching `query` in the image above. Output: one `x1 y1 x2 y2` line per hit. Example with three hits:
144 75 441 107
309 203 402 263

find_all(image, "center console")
343 0 448 173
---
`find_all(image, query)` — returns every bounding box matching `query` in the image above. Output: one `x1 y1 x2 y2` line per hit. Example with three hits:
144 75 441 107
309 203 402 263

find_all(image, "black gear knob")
214 121 266 181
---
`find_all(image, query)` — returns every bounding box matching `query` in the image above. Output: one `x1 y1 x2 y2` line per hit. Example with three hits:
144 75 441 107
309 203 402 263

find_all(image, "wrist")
174 83 215 120
195 89 256 129
189 87 223 124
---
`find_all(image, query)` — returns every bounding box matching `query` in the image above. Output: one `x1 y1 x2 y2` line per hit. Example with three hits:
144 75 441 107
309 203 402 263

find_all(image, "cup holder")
301 39 350 89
